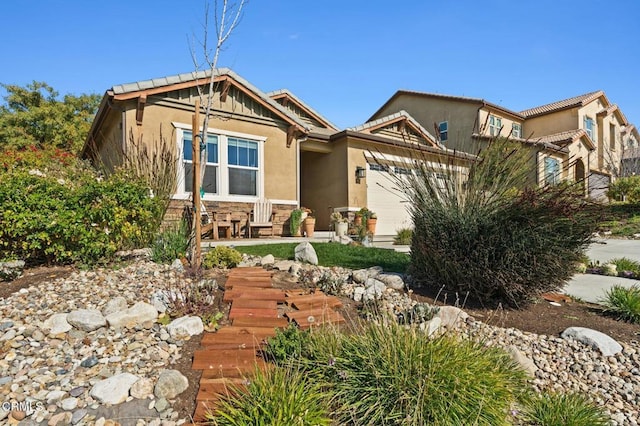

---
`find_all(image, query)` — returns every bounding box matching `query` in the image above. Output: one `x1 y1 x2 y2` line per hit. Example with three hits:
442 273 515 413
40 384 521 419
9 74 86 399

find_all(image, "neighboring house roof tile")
519 90 605 118
267 89 339 131
109 68 310 131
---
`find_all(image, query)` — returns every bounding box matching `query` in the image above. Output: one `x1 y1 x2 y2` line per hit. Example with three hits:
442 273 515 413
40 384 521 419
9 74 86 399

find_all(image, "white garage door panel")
367 167 413 235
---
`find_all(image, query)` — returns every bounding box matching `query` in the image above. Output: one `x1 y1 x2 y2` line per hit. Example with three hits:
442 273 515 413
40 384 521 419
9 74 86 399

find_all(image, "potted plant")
330 211 349 237
366 210 377 235
302 207 315 237
354 207 370 226
289 208 303 237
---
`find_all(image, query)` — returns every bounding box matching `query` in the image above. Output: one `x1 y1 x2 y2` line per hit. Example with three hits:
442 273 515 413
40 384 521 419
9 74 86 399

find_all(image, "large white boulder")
294 242 318 265
89 373 140 405
105 302 157 329
167 316 204 339
67 309 107 332
561 327 622 356
154 370 189 400
42 313 72 335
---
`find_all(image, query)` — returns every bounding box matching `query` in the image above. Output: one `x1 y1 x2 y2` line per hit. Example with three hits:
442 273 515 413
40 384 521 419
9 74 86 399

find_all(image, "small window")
489 115 502 136
512 123 522 138
544 157 560 185
610 123 616 150
393 166 412 175
584 117 595 140
183 131 219 194
369 163 389 172
438 121 448 142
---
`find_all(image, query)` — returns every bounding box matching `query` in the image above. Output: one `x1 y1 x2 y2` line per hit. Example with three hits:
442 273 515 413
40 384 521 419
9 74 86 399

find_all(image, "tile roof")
347 110 443 148
109 68 310 131
520 91 604 118
534 129 588 146
266 89 339 130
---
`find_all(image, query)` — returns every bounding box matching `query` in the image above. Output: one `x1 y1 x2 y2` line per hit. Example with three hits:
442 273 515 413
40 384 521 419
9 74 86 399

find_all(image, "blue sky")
1 1 639 129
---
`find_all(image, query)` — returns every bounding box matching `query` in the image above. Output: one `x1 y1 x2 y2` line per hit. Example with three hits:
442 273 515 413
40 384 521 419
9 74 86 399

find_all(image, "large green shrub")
600 284 640 323
390 138 602 307
607 175 640 202
0 166 161 264
300 321 528 425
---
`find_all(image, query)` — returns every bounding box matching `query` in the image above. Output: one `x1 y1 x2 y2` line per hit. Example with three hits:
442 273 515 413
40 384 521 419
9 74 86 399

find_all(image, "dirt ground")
2 266 639 422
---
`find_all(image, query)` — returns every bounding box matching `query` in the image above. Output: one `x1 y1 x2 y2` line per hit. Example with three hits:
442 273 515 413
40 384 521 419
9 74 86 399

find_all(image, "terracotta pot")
366 218 377 234
303 217 316 238
354 215 362 226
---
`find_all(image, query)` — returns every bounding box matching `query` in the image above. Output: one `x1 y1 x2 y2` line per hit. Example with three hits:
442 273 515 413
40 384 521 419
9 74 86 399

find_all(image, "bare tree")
190 0 247 142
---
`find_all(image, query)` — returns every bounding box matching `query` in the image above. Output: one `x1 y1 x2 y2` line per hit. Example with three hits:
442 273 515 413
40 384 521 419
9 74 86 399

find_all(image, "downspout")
296 138 301 208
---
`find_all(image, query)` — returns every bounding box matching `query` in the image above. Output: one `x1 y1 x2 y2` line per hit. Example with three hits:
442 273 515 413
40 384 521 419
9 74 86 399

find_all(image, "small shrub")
165 278 221 325
151 221 190 264
202 246 242 269
520 391 610 426
301 321 528 425
608 257 640 277
600 285 640 323
607 175 640 202
265 324 310 363
206 365 331 426
397 303 439 324
393 227 413 245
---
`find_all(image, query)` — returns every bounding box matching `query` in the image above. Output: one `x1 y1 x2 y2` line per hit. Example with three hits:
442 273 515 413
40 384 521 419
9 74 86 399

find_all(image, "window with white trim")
584 116 595 140
438 121 448 142
176 126 264 200
544 157 560 185
512 123 522 138
489 115 502 136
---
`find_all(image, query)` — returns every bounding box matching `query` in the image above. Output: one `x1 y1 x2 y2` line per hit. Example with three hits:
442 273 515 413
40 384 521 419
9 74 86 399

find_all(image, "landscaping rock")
294 242 318 265
363 278 386 301
130 377 155 399
507 345 537 377
42 313 72 335
166 316 204 339
289 263 302 276
114 248 152 260
70 408 87 424
435 306 469 329
150 291 170 313
353 286 365 302
0 260 25 281
154 370 188 400
89 373 140 405
66 309 107 332
419 317 442 336
377 273 405 291
561 327 623 356
170 258 184 272
102 297 128 316
105 301 157 329
352 266 383 284
273 260 295 271
260 254 275 265
331 235 353 245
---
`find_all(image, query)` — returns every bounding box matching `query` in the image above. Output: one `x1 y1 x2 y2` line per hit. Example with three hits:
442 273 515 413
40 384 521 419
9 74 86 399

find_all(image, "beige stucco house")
84 69 472 236
371 90 640 199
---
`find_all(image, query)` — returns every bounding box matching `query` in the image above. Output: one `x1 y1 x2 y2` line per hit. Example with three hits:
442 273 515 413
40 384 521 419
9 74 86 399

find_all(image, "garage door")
366 163 413 235
589 172 610 201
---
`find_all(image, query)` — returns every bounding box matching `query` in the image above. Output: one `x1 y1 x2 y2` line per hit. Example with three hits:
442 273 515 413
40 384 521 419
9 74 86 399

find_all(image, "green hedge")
0 168 161 265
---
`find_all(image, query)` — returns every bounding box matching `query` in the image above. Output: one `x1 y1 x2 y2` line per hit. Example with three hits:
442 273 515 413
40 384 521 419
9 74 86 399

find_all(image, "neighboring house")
83 69 472 235
370 90 639 199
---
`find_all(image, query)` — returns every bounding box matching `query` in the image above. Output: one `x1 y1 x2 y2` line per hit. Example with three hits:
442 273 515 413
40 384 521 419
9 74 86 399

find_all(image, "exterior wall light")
355 166 366 180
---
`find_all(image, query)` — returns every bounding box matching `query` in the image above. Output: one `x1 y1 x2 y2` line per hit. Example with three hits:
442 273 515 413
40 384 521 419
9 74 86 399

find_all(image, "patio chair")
212 212 233 239
247 198 275 238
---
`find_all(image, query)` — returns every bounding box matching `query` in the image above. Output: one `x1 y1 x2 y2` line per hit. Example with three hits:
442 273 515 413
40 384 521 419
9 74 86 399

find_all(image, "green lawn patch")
236 242 409 273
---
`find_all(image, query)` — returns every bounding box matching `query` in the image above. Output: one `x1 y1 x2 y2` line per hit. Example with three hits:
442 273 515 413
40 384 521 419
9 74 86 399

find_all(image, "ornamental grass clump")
600 284 640 323
520 391 610 425
300 321 528 425
386 137 603 307
205 365 331 426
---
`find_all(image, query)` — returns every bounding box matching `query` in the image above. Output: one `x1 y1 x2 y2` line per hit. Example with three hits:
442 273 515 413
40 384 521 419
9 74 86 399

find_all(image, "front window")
544 157 560 185
183 131 219 194
489 115 502 136
438 121 448 142
512 123 522 138
228 138 258 196
177 127 263 200
610 123 616 150
584 117 595 140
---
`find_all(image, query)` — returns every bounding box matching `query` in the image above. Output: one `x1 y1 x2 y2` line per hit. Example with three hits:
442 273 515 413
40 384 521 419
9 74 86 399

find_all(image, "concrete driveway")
562 239 640 304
